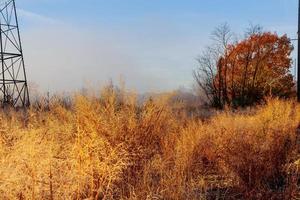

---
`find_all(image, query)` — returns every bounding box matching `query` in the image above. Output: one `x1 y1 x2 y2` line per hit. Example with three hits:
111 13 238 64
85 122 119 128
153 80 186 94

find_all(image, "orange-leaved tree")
194 25 295 108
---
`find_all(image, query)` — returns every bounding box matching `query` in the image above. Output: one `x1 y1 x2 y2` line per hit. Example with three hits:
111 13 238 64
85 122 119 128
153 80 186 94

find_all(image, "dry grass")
0 87 300 199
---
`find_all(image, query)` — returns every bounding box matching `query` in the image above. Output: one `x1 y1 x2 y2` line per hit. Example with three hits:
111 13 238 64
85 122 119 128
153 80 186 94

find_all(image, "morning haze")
16 0 296 93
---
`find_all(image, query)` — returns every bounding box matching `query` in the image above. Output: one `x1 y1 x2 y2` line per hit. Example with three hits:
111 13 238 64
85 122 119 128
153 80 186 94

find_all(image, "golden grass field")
0 86 300 199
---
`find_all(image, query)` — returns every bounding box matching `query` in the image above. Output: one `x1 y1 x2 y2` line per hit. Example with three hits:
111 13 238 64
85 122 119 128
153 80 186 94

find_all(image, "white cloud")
18 8 60 24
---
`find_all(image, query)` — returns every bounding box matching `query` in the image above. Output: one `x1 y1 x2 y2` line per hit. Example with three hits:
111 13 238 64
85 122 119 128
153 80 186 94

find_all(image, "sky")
10 0 298 93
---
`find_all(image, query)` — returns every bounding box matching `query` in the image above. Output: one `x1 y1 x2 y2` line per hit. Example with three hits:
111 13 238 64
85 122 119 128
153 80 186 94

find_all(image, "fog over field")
16 0 296 93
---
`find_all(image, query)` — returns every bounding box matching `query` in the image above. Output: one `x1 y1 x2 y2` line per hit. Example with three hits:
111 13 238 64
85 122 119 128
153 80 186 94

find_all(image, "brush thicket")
0 87 299 199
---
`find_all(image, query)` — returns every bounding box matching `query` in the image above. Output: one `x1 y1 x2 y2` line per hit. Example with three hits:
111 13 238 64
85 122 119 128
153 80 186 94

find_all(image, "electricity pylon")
298 0 300 101
0 0 29 107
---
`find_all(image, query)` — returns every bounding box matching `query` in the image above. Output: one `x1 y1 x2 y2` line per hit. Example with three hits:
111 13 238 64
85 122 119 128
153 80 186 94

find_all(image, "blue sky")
13 0 298 93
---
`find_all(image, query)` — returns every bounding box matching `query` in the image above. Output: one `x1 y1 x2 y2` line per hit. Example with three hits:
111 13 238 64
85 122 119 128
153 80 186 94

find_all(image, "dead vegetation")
0 87 299 199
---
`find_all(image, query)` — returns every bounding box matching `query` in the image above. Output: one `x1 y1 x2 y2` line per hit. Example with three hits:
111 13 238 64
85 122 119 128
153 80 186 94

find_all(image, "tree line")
194 24 295 108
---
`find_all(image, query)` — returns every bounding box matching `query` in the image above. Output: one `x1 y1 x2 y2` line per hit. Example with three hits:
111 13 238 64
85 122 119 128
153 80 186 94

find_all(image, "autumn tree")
194 24 295 108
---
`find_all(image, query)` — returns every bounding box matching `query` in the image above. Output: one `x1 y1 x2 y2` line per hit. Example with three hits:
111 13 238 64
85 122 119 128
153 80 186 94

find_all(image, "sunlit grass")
0 86 299 199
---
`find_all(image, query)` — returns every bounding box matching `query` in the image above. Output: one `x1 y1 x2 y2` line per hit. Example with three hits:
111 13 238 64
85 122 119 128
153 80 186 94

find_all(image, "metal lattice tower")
0 0 29 107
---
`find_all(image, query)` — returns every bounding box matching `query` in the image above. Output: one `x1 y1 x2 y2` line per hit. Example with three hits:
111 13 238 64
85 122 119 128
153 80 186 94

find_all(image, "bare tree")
194 23 234 108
